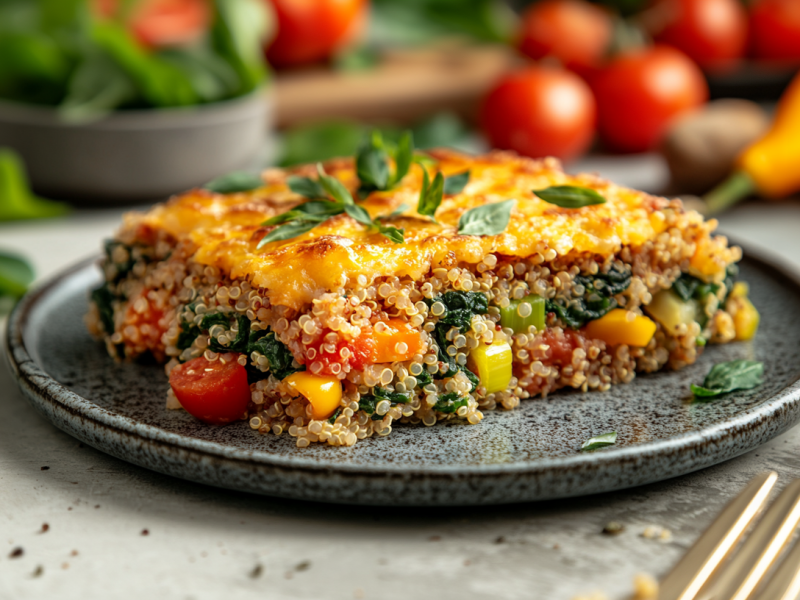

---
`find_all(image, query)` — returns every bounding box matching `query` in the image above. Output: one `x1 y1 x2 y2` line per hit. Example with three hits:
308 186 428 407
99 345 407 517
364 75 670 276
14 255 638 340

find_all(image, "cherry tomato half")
750 0 800 63
518 0 612 76
169 354 251 425
592 45 708 153
480 66 596 162
265 0 366 68
648 0 748 71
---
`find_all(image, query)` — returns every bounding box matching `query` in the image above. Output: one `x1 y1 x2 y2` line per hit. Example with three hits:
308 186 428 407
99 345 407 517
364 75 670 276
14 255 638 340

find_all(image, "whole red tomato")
266 0 367 68
480 66 596 162
592 45 708 153
93 0 210 48
750 0 800 63
518 0 612 75
648 0 748 71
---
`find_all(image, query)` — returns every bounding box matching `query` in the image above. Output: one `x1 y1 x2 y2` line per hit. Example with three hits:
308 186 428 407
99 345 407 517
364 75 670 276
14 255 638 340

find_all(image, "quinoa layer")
87 215 744 447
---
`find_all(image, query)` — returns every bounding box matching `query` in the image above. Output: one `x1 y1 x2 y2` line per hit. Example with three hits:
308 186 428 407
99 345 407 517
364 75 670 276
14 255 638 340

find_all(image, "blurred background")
2 0 800 307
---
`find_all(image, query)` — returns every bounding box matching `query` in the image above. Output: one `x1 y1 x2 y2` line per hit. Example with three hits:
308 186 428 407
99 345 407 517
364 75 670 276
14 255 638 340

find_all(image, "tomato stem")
703 170 757 216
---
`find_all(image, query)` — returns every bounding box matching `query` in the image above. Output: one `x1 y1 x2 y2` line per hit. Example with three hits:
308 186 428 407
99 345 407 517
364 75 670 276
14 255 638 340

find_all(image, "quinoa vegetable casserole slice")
86 143 760 448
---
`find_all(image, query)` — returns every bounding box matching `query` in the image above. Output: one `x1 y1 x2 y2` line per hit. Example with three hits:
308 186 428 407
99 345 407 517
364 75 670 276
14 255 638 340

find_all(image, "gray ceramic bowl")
0 90 271 203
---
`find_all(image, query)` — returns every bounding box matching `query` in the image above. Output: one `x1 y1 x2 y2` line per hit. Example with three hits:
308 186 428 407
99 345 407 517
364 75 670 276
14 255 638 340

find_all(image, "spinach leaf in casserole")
546 265 632 329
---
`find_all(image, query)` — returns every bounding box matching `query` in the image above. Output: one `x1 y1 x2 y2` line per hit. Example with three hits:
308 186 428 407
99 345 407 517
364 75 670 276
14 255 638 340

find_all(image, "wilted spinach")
546 265 632 329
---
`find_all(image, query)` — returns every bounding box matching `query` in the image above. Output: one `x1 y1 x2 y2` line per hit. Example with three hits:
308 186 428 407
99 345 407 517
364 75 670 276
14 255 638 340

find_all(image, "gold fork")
660 472 800 600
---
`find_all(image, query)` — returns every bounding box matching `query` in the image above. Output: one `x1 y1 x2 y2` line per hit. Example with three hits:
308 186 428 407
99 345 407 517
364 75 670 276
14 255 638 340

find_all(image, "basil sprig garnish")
581 431 617 452
204 171 263 194
258 164 404 247
417 169 444 221
458 199 515 236
533 185 606 208
443 170 470 195
357 131 414 196
691 360 764 399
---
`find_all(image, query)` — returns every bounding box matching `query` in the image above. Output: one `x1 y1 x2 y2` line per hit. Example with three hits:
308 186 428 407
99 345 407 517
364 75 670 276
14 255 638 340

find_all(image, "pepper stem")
703 171 757 216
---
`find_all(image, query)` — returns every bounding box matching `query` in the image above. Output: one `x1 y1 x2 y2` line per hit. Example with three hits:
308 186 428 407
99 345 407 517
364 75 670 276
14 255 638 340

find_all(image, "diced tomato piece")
123 290 166 359
540 328 581 367
169 354 250 424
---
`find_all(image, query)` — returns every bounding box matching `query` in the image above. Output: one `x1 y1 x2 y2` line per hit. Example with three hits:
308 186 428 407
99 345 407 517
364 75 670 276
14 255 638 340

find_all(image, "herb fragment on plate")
457 199 515 236
443 170 470 195
0 249 35 315
533 185 606 209
581 431 617 452
691 360 764 399
204 171 263 194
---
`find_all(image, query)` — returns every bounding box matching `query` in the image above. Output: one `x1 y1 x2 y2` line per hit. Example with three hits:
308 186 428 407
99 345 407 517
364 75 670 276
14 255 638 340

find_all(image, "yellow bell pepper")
727 282 760 341
468 339 513 393
285 372 342 420
584 309 657 348
705 71 800 214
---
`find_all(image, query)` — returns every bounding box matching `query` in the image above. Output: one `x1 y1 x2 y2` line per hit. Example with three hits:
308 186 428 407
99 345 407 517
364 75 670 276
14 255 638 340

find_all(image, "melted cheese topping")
121 150 732 310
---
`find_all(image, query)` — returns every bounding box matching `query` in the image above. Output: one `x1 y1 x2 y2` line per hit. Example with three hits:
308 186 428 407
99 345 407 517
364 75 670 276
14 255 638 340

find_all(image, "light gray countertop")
2 183 800 600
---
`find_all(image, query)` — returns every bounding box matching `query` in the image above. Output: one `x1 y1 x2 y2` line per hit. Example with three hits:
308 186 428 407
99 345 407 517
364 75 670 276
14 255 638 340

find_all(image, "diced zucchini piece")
584 309 657 347
645 289 699 333
468 339 513 393
499 294 545 333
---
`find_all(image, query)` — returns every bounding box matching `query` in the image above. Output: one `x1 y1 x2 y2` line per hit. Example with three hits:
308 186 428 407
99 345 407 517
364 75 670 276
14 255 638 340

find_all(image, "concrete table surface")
2 190 800 600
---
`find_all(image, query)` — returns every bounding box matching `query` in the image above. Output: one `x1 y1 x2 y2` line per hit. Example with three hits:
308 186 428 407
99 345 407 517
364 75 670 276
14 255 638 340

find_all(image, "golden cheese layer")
119 149 736 310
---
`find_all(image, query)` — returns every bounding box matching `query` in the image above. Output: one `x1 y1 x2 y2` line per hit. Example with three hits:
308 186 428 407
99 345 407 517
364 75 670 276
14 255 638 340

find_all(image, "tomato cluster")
483 0 800 159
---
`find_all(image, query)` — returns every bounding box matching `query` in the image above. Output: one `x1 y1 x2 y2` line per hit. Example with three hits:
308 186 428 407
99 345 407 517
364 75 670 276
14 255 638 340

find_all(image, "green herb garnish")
457 199 515 236
356 130 414 195
533 186 606 209
433 392 469 413
443 170 470 195
417 169 444 221
259 164 404 247
204 171 263 194
581 432 617 452
691 360 764 399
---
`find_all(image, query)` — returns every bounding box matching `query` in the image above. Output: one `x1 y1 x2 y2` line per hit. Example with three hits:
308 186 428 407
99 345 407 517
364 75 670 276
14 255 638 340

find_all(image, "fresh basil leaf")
257 217 326 247
390 130 413 187
344 204 373 226
691 360 764 399
59 49 136 122
287 175 326 199
458 199 515 236
388 203 410 217
533 185 606 209
0 148 70 222
159 45 240 103
417 169 444 221
443 170 470 195
295 200 344 216
317 164 354 206
581 431 617 452
378 225 404 244
412 154 437 167
356 133 390 193
0 249 34 299
204 171 263 194
209 0 270 96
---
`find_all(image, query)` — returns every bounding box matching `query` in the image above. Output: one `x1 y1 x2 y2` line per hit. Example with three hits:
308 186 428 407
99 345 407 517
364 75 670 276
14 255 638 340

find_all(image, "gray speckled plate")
7 246 800 506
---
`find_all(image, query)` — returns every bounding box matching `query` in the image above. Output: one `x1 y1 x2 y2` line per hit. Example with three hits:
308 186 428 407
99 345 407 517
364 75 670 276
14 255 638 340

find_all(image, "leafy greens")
691 360 764 399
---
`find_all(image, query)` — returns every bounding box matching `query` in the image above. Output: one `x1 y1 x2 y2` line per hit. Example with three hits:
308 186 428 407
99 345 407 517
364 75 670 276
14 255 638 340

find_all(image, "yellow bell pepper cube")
728 282 760 341
468 339 513 393
285 372 342 420
584 309 657 348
